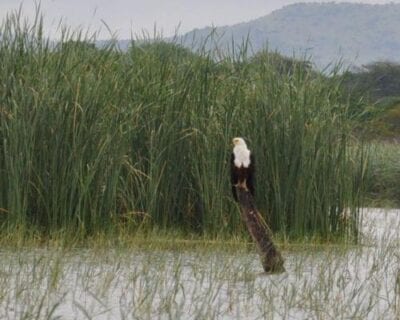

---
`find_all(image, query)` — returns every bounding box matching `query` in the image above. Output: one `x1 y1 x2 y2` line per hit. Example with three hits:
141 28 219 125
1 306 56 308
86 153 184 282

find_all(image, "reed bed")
0 12 365 239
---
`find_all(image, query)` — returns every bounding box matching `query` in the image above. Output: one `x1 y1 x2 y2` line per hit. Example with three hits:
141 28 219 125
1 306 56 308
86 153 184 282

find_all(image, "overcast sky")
0 0 398 39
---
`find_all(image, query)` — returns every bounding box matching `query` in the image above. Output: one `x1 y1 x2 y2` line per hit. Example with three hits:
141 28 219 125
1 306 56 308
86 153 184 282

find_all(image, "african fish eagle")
231 137 255 201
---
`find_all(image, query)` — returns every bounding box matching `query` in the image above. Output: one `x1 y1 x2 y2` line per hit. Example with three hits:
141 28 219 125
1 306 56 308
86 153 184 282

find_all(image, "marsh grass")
0 209 399 319
0 11 365 239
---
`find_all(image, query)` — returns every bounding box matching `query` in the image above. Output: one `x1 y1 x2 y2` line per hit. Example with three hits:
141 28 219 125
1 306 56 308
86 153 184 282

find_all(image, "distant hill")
174 3 400 69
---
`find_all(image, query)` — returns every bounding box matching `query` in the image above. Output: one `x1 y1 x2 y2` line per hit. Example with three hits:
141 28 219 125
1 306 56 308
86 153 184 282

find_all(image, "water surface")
0 208 399 319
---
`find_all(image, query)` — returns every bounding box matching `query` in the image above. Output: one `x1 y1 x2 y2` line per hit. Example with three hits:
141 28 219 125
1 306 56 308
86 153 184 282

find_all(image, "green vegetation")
1 11 400 320
363 143 400 207
340 63 400 207
343 62 400 103
342 62 400 139
0 13 365 241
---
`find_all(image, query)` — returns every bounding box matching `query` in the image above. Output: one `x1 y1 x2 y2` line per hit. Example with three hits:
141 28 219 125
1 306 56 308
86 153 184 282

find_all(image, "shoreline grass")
0 11 365 240
0 226 361 252
0 208 398 320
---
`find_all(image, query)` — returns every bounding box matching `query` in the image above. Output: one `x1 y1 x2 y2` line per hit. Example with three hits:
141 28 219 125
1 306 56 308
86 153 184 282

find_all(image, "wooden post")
236 186 285 273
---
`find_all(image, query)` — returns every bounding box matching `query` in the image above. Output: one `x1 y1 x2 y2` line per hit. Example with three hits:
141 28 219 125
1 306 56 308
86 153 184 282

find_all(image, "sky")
0 0 399 39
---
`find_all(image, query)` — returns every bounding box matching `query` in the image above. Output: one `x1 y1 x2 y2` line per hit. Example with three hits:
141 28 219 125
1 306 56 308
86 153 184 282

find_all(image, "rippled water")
0 208 399 319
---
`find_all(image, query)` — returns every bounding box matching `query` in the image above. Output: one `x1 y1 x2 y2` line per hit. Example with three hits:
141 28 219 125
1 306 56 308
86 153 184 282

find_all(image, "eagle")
231 137 255 201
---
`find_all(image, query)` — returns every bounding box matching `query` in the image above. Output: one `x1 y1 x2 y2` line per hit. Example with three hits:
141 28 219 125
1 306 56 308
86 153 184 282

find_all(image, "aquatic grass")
0 11 365 239
0 209 399 319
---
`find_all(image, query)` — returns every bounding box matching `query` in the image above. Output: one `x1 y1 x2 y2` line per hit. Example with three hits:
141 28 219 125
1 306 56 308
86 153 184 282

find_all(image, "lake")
0 208 399 319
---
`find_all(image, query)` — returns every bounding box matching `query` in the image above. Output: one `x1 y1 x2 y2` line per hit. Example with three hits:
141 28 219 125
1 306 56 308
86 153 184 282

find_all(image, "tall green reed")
0 12 365 239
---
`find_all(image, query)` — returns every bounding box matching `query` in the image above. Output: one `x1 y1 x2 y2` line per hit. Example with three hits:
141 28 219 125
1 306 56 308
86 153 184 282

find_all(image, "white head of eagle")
231 137 255 201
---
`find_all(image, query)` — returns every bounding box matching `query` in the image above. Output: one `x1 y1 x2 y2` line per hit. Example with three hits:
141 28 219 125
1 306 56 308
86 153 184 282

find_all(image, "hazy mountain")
175 3 400 69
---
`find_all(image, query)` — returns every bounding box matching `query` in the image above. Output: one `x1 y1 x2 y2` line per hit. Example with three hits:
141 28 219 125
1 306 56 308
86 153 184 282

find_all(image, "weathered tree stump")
236 186 285 273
